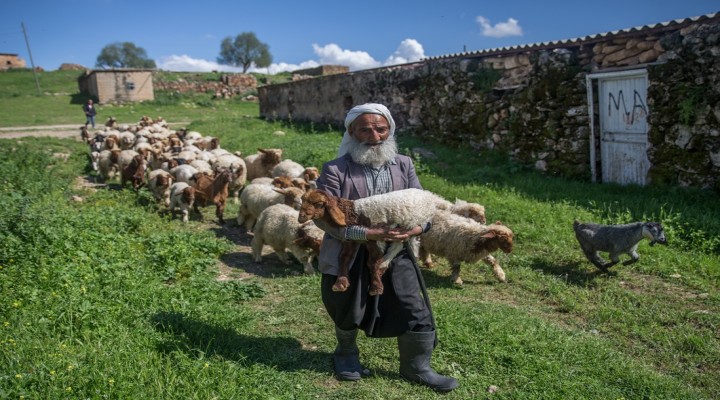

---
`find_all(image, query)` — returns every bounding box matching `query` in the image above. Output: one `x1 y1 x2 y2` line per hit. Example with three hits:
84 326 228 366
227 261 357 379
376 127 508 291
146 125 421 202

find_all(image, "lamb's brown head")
271 176 294 188
474 221 514 254
298 189 346 226
182 186 195 204
303 167 320 181
258 148 283 167
293 224 323 255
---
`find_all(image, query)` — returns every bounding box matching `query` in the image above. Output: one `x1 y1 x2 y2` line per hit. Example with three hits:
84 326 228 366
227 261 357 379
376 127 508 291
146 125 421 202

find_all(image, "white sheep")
298 188 451 296
212 152 247 203
148 169 174 207
244 148 283 181
170 164 200 184
418 212 514 285
168 182 195 223
271 159 305 178
237 183 305 232
251 204 325 275
97 149 121 181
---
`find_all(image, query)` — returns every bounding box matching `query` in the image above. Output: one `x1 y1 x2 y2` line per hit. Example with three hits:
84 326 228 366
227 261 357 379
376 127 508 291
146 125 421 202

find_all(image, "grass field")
1 69 718 399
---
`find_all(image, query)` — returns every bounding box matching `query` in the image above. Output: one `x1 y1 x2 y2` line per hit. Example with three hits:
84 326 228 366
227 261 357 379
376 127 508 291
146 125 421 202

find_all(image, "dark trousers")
321 247 433 338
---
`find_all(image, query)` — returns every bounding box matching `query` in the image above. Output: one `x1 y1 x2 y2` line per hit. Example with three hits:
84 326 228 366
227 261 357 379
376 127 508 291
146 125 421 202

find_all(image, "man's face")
349 114 390 146
347 113 396 167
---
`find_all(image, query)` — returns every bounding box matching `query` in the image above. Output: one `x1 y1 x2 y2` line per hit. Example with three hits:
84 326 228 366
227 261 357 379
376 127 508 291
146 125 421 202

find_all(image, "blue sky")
1 1 717 73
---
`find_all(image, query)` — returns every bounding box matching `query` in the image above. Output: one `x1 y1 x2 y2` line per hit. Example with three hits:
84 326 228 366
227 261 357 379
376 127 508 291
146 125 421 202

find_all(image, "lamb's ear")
481 231 497 239
326 199 347 226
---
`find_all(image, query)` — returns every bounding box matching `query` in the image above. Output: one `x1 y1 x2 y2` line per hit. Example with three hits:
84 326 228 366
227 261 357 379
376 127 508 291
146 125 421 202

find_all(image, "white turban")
337 103 396 157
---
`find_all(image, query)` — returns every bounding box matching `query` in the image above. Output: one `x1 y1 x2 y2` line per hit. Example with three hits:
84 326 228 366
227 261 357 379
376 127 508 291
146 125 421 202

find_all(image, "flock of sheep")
80 117 515 287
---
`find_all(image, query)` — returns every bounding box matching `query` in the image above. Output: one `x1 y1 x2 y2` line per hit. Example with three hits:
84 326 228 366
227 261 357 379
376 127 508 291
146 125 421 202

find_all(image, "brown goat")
191 169 233 224
121 154 147 191
80 126 90 142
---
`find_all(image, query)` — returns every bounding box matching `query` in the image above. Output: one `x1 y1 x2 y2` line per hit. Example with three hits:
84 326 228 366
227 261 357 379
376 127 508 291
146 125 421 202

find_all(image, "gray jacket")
315 153 422 275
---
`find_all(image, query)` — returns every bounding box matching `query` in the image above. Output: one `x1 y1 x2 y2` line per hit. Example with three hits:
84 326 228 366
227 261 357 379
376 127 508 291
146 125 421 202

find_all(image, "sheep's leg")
377 242 404 271
250 236 264 263
418 245 435 269
483 255 506 282
236 206 247 226
274 249 291 265
334 242 359 292
450 262 463 285
367 242 387 296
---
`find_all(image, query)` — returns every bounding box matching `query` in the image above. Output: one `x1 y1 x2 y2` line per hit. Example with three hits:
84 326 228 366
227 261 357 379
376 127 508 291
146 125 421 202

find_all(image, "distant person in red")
83 99 97 128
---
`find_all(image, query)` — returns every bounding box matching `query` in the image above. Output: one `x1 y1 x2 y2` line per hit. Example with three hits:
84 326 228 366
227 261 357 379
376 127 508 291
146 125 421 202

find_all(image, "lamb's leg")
334 242 359 292
483 255 506 282
250 236 264 262
367 242 387 296
273 248 290 265
418 244 434 269
450 262 463 285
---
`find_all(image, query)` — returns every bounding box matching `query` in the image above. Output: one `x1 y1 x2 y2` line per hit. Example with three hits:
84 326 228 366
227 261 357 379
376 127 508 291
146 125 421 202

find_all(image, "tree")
95 42 156 69
217 32 272 73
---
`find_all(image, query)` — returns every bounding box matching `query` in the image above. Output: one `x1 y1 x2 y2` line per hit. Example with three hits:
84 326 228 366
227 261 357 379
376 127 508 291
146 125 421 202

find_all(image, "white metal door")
598 72 650 185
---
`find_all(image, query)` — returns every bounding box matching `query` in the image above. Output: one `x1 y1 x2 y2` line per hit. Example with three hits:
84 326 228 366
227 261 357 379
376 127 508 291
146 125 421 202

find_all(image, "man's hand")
365 226 422 242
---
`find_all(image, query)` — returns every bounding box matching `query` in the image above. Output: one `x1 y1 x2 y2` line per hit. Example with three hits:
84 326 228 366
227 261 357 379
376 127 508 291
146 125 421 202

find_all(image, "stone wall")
258 14 720 190
155 73 257 99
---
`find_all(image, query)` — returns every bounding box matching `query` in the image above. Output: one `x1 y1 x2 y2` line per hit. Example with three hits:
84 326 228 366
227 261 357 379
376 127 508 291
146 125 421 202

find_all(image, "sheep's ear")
323 197 346 226
481 231 497 239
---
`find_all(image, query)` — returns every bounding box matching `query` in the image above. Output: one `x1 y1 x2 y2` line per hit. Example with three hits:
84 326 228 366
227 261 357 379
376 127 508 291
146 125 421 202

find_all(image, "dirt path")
0 124 82 139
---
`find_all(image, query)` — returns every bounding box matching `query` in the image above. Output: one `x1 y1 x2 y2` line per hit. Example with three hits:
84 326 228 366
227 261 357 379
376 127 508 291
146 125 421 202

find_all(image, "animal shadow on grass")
418 267 468 290
529 257 613 286
151 311 329 373
210 225 311 279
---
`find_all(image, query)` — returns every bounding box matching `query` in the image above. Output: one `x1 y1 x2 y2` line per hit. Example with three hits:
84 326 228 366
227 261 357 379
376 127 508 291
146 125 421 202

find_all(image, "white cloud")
383 38 425 66
157 55 242 72
156 38 426 74
157 54 318 74
312 43 381 71
476 16 523 38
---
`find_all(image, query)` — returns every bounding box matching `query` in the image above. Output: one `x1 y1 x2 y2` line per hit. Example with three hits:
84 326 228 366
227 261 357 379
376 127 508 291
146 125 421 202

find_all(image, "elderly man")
314 103 458 392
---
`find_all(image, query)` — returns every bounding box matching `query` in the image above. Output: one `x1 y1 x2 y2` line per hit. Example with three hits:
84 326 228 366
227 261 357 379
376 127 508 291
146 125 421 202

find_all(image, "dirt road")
0 124 81 140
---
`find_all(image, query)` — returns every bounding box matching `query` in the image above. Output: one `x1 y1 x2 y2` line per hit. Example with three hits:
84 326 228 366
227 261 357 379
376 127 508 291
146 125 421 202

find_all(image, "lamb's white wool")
148 169 173 207
351 188 451 271
168 182 195 223
244 148 282 181
271 159 305 178
170 164 199 184
212 153 247 203
251 204 324 274
419 212 514 285
237 183 305 232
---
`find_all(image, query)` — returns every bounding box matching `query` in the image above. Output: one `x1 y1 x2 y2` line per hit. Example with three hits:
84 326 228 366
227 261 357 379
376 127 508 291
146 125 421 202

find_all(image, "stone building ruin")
258 12 720 190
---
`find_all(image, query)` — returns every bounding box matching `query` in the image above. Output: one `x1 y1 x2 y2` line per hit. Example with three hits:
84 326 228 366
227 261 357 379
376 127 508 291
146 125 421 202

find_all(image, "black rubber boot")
333 326 367 381
398 330 459 392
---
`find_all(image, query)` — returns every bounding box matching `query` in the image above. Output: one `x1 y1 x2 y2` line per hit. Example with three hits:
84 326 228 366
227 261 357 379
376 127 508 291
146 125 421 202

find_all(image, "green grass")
0 70 718 399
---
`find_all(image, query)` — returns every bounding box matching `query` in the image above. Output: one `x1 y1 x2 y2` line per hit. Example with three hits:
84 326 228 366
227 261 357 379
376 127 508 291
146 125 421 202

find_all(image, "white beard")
348 135 398 167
